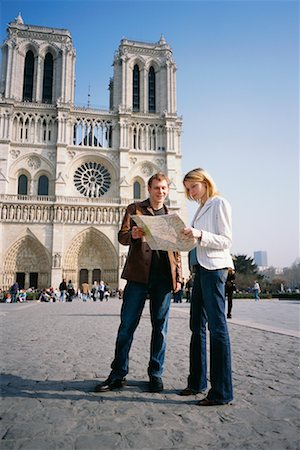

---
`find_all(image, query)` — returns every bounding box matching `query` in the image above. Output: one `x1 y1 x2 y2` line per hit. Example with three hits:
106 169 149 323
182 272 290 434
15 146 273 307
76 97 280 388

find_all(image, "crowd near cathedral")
0 14 187 291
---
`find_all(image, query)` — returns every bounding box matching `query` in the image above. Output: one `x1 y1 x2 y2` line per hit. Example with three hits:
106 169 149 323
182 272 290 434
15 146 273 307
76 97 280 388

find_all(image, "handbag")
188 247 198 268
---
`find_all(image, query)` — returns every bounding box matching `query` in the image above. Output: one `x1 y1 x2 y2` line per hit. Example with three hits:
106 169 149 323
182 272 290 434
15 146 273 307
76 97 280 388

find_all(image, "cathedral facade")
0 14 187 291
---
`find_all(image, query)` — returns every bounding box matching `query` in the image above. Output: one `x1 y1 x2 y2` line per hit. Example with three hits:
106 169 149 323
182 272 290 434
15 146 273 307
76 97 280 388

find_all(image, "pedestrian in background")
253 280 261 301
59 279 67 302
9 281 19 303
81 282 90 302
225 268 235 318
179 167 234 406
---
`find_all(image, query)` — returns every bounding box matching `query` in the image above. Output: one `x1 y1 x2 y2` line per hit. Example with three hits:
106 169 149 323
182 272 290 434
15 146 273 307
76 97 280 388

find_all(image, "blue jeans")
188 265 233 403
110 278 172 379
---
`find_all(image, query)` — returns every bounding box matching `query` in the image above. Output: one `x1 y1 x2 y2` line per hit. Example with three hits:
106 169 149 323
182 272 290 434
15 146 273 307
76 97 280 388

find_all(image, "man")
59 278 67 302
94 172 182 393
9 281 19 303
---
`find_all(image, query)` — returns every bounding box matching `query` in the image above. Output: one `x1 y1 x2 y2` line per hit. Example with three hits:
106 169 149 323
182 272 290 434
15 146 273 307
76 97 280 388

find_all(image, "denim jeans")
188 265 233 403
110 278 172 379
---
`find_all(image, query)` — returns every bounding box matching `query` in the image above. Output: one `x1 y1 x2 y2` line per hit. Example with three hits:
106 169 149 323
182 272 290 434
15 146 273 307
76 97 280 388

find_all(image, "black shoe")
94 377 126 393
227 314 232 319
149 376 164 393
197 397 230 406
178 387 205 396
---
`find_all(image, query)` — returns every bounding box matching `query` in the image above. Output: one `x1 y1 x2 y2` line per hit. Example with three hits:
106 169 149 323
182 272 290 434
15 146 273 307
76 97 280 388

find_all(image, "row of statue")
0 204 126 224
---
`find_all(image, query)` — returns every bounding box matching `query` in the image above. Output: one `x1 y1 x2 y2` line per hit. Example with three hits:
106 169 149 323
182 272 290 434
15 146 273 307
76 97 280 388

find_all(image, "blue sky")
1 0 299 268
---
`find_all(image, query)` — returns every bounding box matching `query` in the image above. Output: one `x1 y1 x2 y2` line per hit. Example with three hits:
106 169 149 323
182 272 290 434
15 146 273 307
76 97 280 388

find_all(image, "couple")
94 169 234 406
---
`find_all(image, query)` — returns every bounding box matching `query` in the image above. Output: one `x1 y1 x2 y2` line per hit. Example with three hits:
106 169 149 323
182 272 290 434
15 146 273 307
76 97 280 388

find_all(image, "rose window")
74 162 111 197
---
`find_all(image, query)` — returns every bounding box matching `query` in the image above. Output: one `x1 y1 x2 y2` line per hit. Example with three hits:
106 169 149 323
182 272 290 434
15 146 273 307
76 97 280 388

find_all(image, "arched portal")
63 227 118 290
3 230 51 289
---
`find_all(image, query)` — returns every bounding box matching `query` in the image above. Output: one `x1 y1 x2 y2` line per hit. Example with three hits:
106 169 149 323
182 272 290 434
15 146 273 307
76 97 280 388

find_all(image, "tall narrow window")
23 51 34 101
38 175 49 196
133 181 141 199
133 64 140 112
148 66 156 113
18 175 28 195
42 53 53 103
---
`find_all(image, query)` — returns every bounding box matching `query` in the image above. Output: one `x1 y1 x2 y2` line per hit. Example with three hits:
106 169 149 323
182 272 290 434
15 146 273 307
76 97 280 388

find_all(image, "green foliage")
232 254 262 291
233 254 258 274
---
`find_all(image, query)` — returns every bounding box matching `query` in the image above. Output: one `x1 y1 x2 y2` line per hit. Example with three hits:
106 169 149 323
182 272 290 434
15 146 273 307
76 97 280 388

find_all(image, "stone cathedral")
0 14 187 291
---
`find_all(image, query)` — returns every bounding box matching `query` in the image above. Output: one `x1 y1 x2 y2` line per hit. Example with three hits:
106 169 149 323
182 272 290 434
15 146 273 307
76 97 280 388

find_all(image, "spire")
87 84 91 108
159 34 166 45
15 13 24 24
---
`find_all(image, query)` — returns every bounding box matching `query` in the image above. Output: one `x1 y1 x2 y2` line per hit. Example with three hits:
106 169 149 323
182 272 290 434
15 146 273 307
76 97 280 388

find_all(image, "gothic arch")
3 229 51 289
18 41 39 58
129 56 146 70
63 227 118 288
144 59 160 72
39 43 60 59
132 175 146 200
10 153 55 178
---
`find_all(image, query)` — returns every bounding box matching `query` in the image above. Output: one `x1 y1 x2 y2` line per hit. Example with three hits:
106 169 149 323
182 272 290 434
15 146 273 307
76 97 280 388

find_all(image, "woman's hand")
131 226 145 239
174 282 182 293
183 227 202 240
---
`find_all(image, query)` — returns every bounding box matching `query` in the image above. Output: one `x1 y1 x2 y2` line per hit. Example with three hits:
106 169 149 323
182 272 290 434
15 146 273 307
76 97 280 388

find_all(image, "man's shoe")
149 376 164 393
94 377 126 393
178 387 205 396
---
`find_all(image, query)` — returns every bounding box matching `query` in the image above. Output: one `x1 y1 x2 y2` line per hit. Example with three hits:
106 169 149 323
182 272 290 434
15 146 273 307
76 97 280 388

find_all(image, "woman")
179 168 234 406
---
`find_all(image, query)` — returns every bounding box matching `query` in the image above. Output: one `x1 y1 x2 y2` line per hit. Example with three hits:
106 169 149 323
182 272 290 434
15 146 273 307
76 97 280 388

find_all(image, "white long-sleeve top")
192 196 234 270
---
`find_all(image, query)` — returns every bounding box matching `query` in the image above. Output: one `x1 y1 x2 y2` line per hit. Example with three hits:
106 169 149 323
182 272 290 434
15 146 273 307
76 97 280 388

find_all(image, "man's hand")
131 226 145 239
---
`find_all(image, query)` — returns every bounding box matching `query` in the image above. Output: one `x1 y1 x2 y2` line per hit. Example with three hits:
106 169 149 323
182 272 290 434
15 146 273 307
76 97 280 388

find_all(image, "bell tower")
0 13 76 104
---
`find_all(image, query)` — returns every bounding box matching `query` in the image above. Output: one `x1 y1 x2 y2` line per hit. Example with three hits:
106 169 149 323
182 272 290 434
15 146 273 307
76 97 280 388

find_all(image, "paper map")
130 213 197 252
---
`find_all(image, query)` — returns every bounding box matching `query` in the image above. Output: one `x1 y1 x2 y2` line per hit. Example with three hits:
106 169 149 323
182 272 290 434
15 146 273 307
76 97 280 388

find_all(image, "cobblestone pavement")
1 299 299 449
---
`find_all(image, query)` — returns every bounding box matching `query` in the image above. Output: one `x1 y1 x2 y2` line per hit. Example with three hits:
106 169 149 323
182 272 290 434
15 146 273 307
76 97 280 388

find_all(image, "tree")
233 254 262 292
233 255 258 274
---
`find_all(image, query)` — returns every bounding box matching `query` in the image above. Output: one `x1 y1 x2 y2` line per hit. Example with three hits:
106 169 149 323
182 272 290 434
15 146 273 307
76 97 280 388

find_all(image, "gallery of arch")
0 14 187 291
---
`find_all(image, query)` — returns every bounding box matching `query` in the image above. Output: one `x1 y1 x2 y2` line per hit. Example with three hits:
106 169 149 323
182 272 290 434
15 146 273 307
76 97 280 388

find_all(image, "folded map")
130 213 197 252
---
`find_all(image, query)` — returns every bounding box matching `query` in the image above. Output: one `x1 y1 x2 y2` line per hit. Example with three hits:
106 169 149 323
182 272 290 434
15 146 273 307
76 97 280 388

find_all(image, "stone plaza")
1 298 299 449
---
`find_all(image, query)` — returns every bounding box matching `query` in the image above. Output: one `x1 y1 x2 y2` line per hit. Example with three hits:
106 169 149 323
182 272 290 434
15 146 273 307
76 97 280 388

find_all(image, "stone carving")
47 151 56 161
27 156 41 170
53 253 61 268
141 163 153 176
10 150 20 159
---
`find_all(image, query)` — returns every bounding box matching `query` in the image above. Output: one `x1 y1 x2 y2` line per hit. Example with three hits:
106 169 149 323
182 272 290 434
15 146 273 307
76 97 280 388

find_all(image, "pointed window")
18 174 28 195
42 53 53 103
133 181 141 199
133 64 140 112
148 66 156 113
38 175 49 196
23 51 34 102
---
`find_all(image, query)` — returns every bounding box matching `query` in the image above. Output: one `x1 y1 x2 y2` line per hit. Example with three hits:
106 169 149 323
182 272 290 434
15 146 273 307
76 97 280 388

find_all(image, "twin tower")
0 14 187 290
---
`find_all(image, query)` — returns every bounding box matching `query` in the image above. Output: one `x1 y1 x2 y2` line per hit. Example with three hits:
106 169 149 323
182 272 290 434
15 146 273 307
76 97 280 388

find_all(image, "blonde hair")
183 168 219 200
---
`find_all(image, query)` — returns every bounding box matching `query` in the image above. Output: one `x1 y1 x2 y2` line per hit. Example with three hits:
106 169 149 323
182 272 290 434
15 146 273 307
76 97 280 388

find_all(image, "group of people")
95 168 234 406
172 275 194 303
58 279 113 302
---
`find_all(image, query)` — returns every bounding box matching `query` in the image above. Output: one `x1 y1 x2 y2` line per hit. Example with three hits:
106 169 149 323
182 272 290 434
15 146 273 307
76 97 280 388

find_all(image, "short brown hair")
148 172 170 188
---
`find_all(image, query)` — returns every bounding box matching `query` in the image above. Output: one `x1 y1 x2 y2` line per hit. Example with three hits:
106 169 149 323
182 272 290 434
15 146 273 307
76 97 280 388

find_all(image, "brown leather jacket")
118 199 182 290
